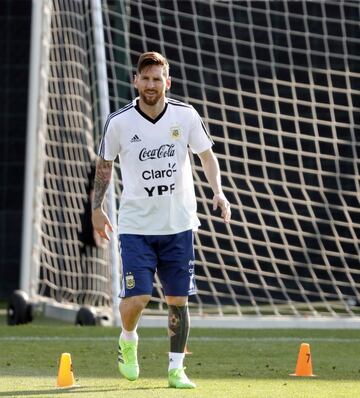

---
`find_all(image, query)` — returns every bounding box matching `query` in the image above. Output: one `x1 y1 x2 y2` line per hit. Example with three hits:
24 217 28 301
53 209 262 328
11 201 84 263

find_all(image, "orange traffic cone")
56 353 76 387
184 345 192 355
290 343 315 377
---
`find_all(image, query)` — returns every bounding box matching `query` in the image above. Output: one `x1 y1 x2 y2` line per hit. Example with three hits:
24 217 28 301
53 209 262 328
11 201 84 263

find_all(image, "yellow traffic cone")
56 353 76 387
290 343 315 377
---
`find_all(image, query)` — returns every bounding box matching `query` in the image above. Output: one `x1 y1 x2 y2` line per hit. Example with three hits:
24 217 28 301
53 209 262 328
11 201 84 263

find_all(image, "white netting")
30 0 360 320
36 0 112 308
101 0 360 317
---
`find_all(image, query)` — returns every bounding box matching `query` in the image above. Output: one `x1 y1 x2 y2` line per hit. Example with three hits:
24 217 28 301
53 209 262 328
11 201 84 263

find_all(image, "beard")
140 90 163 106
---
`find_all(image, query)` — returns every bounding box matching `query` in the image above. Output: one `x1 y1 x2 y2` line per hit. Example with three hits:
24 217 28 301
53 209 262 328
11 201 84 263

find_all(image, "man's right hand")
91 207 113 241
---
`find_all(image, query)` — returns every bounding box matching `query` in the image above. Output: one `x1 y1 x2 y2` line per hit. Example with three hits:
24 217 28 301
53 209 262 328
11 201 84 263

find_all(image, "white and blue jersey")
99 97 213 235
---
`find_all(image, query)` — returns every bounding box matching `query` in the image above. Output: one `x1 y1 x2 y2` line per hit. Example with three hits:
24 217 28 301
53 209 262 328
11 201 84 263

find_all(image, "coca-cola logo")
139 144 175 161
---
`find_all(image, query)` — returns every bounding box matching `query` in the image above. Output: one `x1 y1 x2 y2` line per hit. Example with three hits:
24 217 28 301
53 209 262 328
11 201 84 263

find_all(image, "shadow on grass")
0 387 93 396
0 385 169 396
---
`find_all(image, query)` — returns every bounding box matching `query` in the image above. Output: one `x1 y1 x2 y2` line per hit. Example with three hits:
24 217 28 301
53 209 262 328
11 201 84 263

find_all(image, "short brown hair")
136 51 169 76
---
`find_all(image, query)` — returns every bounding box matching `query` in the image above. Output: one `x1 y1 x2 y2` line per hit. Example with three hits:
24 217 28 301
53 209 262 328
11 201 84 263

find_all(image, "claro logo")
142 163 177 180
139 144 175 161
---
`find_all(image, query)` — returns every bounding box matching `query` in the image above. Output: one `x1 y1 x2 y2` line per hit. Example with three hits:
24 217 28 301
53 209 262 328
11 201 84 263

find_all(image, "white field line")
0 336 359 343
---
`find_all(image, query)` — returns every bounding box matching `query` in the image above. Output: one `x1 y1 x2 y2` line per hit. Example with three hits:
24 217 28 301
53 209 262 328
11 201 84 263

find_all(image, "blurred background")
0 1 31 299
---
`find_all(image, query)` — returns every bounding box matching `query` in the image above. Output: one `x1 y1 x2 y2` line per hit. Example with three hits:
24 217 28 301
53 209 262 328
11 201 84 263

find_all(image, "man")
92 51 231 389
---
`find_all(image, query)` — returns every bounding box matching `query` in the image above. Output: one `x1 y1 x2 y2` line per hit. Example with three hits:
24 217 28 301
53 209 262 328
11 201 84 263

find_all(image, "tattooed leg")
168 305 190 353
167 305 196 388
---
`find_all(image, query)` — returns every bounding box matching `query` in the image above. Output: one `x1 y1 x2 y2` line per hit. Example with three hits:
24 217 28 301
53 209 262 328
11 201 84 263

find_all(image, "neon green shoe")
118 337 139 381
168 367 196 389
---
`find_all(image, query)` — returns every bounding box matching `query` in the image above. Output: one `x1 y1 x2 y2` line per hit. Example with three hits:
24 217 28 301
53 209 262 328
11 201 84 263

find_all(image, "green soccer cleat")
168 367 196 389
118 337 139 381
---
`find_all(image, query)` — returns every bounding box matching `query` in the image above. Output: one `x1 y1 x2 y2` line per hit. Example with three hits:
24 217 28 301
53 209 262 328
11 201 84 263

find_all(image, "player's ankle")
168 352 185 370
121 328 138 341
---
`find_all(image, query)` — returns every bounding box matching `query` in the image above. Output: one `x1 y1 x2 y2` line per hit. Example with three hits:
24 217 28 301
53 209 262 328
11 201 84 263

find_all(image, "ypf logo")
144 183 175 197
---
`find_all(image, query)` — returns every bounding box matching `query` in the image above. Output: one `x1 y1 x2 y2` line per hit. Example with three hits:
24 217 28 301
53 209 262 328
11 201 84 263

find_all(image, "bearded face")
134 65 171 106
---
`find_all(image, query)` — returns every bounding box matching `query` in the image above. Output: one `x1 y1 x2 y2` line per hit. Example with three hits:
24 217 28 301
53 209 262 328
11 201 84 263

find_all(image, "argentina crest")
170 125 181 140
125 272 135 289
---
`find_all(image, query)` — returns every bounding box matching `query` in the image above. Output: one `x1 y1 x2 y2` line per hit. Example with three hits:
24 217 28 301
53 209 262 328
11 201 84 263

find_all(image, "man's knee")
120 294 151 313
165 296 188 306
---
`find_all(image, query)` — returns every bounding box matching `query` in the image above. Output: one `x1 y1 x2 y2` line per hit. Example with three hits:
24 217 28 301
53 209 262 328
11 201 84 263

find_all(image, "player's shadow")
0 385 169 396
0 387 113 396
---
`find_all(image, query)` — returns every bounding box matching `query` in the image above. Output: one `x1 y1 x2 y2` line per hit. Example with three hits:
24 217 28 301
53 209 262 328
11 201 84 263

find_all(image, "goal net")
22 0 360 326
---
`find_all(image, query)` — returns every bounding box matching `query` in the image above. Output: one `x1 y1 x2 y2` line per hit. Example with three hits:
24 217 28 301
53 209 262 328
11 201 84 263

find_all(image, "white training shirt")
99 97 213 235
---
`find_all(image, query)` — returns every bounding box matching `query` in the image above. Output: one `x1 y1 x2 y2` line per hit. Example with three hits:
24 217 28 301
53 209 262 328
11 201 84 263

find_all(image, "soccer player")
92 51 231 389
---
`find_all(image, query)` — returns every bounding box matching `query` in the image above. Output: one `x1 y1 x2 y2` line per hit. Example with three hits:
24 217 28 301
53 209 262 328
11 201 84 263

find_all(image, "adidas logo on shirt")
130 134 141 143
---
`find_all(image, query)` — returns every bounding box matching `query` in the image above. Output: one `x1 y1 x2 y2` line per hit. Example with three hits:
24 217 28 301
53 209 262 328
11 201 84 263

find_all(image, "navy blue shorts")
119 230 196 298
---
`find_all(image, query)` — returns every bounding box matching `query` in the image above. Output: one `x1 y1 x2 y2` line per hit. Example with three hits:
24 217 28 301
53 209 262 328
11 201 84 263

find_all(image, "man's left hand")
213 193 231 223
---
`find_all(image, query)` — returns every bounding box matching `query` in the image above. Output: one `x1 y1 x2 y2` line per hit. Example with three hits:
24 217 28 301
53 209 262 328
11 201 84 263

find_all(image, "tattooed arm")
91 157 114 241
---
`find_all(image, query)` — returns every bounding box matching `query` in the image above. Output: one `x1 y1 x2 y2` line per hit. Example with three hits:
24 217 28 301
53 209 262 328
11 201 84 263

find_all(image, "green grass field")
1 313 360 398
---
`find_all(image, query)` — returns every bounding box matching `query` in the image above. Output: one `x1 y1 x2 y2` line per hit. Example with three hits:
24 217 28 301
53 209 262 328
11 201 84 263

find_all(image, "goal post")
20 0 52 313
91 0 121 326
15 0 360 328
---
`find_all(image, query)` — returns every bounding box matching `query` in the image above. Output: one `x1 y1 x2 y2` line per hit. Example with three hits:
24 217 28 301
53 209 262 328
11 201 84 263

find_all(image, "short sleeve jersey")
99 98 213 235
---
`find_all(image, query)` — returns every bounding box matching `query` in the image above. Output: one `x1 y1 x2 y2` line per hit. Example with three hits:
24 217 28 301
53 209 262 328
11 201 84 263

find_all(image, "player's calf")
167 305 196 388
